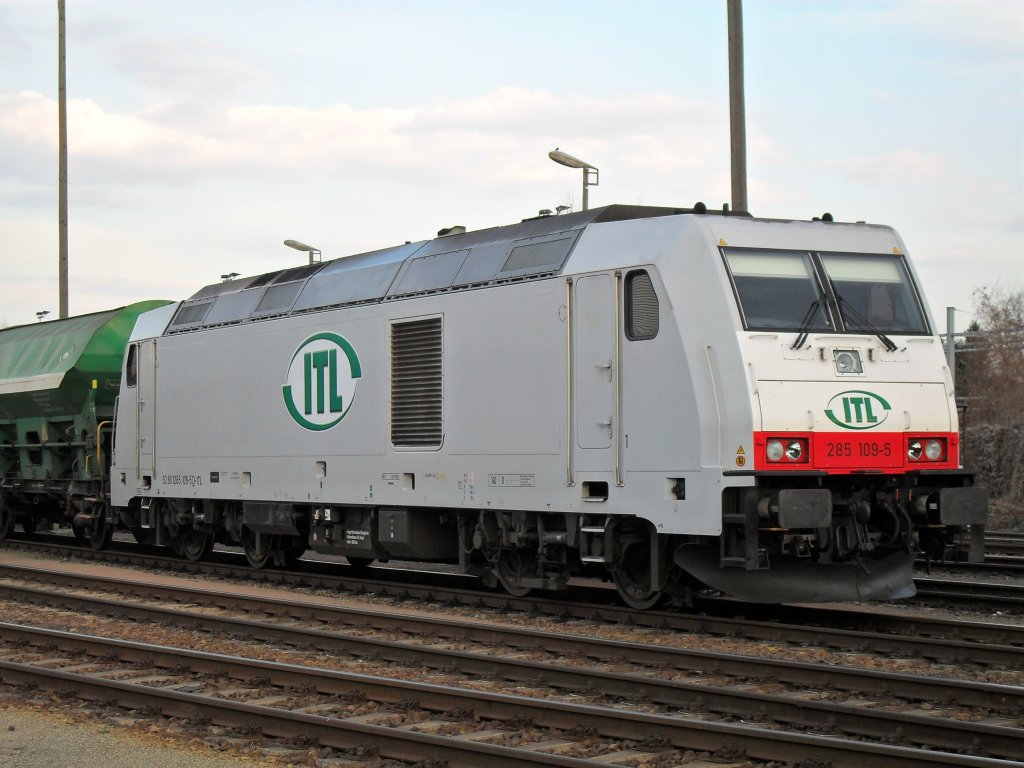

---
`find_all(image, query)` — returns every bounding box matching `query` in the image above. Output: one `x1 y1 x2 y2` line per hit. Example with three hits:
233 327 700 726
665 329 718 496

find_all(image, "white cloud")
0 7 32 66
110 38 271 98
0 91 54 148
879 0 1023 53
0 86 728 190
825 149 951 184
0 84 737 323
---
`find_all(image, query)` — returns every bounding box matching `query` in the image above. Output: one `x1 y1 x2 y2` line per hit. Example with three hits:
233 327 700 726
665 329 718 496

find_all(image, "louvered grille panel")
391 317 443 447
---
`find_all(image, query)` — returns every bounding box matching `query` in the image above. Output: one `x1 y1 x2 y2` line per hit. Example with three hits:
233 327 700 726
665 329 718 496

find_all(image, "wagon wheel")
346 556 375 570
611 539 665 610
242 528 271 569
71 519 88 542
494 549 533 598
19 517 38 535
179 528 215 562
86 504 113 551
0 498 10 541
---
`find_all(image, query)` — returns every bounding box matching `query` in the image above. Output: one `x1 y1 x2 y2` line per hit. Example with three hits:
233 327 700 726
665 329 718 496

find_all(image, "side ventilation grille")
391 317 443 448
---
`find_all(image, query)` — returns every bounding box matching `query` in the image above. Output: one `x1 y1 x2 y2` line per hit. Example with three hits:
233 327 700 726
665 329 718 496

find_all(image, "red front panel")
815 432 904 470
752 431 960 474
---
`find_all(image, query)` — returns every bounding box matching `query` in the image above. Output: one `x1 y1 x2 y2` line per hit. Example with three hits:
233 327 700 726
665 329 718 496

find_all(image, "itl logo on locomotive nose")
282 332 361 431
825 390 891 430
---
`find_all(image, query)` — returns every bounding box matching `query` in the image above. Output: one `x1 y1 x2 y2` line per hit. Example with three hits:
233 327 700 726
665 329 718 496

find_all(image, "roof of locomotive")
163 204 736 335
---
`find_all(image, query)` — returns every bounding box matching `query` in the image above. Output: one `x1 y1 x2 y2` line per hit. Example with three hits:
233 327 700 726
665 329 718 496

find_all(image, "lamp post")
727 0 748 214
548 149 599 211
946 306 956 389
283 239 321 265
57 0 68 318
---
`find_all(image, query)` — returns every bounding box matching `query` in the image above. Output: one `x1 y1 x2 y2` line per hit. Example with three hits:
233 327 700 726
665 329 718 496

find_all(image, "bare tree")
957 287 1024 426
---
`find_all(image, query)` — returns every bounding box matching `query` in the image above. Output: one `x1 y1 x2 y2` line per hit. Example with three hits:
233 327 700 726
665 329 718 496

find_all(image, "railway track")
985 532 1024 555
914 530 1024 580
0 621 1012 768
0 561 1019 766
913 578 1024 610
917 532 1024 573
2 535 1024 654
925 557 1024 578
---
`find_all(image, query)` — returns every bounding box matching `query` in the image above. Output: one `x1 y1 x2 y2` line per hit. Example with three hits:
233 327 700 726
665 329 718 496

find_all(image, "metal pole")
581 168 588 211
946 306 956 389
58 0 68 318
727 0 748 214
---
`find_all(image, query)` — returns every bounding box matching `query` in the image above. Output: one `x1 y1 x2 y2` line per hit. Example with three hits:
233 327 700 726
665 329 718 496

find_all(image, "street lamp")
284 239 321 265
36 311 50 322
548 149 599 211
220 272 240 282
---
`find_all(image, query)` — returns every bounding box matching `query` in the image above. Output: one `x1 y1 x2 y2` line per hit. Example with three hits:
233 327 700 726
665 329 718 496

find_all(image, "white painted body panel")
111 211 955 540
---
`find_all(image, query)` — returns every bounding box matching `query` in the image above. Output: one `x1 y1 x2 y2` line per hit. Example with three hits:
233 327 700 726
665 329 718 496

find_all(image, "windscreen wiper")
831 282 898 352
791 299 821 350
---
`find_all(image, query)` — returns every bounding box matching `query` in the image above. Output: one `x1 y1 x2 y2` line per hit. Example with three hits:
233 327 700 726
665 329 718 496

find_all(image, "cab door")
135 339 157 482
573 274 616 469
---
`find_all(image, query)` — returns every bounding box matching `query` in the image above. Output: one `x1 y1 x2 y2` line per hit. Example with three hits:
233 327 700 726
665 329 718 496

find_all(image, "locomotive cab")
672 223 987 602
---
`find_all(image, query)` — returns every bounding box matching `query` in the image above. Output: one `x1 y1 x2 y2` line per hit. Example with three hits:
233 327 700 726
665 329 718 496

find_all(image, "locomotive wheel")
180 529 215 562
494 550 533 597
611 541 665 610
242 529 271 569
130 526 154 546
280 538 306 569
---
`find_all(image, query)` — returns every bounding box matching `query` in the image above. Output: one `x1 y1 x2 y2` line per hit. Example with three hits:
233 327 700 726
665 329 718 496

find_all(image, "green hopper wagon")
0 301 170 538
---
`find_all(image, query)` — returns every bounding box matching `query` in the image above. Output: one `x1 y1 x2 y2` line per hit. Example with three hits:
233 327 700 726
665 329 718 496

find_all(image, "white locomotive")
108 204 987 604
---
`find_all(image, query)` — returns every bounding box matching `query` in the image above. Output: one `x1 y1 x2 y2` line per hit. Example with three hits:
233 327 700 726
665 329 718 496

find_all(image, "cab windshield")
722 250 832 331
723 248 929 335
820 253 928 334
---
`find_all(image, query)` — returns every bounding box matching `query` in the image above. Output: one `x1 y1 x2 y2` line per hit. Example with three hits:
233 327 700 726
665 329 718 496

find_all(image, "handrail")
614 270 623 487
95 420 112 474
565 277 575 487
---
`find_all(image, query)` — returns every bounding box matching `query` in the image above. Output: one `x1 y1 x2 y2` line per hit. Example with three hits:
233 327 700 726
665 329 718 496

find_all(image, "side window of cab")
625 270 659 340
126 344 138 388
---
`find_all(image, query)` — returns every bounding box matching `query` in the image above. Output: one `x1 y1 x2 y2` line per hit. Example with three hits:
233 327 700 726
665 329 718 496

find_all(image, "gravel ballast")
0 703 266 768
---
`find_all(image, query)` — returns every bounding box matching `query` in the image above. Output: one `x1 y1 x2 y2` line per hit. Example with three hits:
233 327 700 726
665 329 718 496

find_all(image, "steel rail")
0 622 1015 768
1 542 1023 658
0 659 591 768
1 563 1020 708
914 577 1024 609
922 557 1024 576
0 574 1021 759
985 539 1024 555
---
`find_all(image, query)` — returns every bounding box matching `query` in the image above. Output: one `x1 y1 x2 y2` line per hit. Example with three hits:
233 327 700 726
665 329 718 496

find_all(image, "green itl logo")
825 390 891 430
283 332 362 431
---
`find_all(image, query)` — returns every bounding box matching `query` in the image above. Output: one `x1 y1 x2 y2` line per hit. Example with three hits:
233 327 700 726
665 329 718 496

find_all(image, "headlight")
765 437 808 463
833 348 863 375
907 437 947 462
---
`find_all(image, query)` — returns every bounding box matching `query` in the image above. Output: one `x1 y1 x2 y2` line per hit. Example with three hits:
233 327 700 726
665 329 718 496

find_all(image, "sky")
0 0 1021 332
